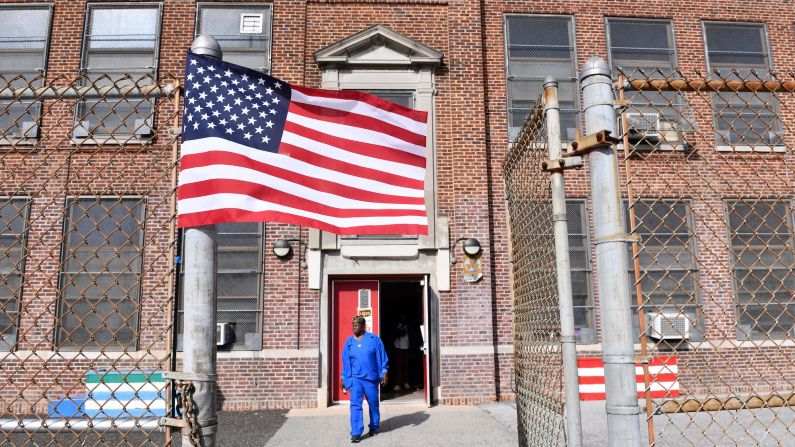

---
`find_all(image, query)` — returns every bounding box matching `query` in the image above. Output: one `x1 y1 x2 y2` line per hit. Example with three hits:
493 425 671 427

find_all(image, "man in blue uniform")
340 315 389 443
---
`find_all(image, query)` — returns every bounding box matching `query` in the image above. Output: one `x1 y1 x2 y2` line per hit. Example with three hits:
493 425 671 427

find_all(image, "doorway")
330 277 431 406
379 280 424 403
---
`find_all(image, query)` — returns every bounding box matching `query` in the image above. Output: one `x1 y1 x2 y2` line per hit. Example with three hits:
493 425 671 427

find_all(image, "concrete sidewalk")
265 402 519 447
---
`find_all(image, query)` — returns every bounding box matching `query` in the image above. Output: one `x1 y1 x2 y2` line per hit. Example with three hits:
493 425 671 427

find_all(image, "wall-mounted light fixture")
450 237 481 264
273 238 307 269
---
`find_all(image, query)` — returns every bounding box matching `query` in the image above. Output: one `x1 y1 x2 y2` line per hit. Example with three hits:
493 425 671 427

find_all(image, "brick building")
0 0 793 414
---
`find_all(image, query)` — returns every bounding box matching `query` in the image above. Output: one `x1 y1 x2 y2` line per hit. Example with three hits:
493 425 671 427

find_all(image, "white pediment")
315 25 443 67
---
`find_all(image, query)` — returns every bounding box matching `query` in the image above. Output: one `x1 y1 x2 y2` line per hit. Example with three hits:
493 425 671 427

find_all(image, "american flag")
177 52 428 235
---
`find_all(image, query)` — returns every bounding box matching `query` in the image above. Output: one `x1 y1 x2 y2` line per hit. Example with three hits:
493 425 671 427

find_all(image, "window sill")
716 145 786 153
70 137 154 147
0 138 39 149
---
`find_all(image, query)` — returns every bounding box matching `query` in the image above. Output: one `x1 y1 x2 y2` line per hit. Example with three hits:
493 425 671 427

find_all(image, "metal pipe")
619 78 795 93
617 74 656 446
180 34 222 447
580 57 642 447
0 83 174 100
543 78 583 447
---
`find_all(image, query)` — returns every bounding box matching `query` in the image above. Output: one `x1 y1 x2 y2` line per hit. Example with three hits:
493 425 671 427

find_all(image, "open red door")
422 275 431 406
331 280 380 403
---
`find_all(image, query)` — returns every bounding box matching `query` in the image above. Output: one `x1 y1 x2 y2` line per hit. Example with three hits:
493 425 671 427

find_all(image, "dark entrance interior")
379 280 424 402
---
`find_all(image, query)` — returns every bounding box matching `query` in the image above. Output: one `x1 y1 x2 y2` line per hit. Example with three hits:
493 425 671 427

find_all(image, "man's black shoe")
351 435 363 443
367 428 379 437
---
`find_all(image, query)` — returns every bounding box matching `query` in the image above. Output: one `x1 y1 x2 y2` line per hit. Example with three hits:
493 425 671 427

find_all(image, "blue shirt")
341 332 389 387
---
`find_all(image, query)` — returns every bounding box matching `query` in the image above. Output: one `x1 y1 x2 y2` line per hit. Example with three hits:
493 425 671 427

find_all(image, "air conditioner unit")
625 112 661 141
216 323 233 346
647 312 690 340
73 121 90 138
133 118 153 138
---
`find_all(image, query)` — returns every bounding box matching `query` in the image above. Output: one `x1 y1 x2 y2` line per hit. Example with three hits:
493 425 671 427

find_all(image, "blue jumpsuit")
341 331 389 437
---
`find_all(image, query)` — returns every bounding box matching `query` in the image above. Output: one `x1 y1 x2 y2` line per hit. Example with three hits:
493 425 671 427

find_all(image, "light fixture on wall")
449 237 482 264
273 238 307 269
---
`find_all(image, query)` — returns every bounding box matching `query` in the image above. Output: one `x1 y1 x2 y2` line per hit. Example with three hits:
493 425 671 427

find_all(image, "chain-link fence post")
580 56 642 447
179 35 221 447
543 78 583 447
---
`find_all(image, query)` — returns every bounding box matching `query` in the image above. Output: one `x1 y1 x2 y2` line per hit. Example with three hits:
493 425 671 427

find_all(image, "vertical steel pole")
182 35 221 447
580 57 642 447
543 78 583 447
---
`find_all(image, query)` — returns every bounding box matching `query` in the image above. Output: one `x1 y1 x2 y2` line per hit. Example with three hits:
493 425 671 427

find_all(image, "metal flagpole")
178 34 221 447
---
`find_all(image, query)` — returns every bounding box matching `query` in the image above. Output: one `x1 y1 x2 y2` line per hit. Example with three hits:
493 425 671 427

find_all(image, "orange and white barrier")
577 356 680 400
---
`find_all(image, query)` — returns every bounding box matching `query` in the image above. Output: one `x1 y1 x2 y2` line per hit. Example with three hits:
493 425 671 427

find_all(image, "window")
0 199 29 350
703 22 782 147
341 90 415 242
607 18 685 149
57 198 146 349
727 200 795 340
626 200 703 340
0 5 52 142
76 4 162 140
505 15 578 142
178 223 264 350
567 200 595 343
196 3 272 72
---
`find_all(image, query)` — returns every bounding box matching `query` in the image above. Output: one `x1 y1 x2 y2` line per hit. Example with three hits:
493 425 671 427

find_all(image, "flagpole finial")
191 34 223 59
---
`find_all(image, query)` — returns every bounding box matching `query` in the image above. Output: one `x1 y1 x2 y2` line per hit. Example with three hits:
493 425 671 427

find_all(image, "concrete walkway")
265 402 519 447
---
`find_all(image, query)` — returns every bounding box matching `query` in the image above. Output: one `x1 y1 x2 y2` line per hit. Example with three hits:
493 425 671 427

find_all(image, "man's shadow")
379 412 431 433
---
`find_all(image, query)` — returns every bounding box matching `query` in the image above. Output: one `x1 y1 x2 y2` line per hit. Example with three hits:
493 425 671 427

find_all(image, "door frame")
326 274 435 407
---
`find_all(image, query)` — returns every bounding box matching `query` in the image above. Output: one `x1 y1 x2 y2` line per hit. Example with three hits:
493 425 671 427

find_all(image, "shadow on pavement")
380 411 430 433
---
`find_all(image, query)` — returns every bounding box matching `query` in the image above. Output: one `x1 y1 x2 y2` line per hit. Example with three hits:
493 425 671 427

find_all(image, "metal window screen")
625 200 704 341
197 4 272 73
178 222 264 351
704 22 781 146
727 199 795 340
0 198 30 351
57 197 146 349
505 15 578 143
77 5 161 140
0 5 51 142
567 200 595 343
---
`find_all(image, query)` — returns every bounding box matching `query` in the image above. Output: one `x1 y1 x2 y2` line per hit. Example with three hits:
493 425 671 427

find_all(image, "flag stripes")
577 356 680 400
177 53 428 234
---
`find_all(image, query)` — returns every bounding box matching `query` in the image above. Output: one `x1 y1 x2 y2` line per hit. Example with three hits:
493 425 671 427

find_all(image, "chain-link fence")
618 69 795 446
503 101 566 446
0 72 180 445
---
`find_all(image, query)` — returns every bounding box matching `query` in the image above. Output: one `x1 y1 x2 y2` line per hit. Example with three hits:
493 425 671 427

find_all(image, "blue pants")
348 377 380 437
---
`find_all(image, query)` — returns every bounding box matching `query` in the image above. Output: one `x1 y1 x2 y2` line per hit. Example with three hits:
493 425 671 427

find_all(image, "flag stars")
212 110 221 117
265 87 273 95
241 106 250 115
274 81 282 89
223 104 232 112
234 98 242 106
225 128 234 135
187 73 194 82
247 117 256 125
272 97 280 105
198 92 207 100
219 119 228 126
224 69 232 77
262 135 270 143
259 111 267 118
257 78 265 85
207 122 216 129
230 113 239 121
210 85 219 93
266 120 274 128
237 123 245 130
243 132 252 140
203 76 211 84
196 67 205 74
254 126 263 134
200 113 209 121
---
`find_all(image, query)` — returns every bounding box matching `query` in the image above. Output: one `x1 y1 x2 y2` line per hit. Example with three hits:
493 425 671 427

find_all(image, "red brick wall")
2 0 794 413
